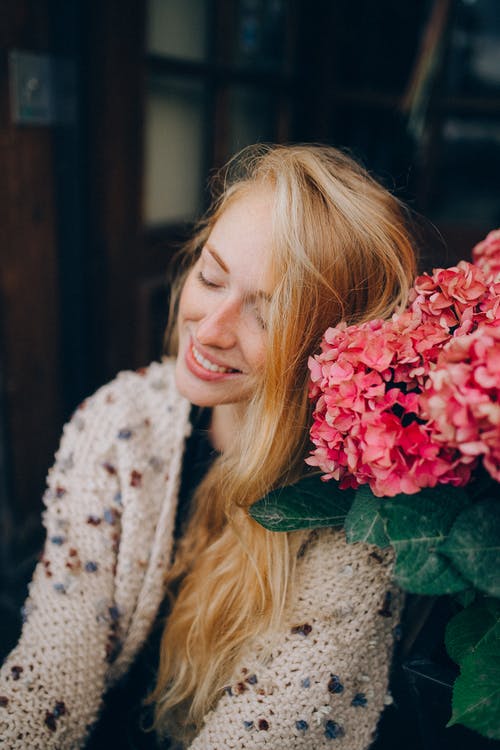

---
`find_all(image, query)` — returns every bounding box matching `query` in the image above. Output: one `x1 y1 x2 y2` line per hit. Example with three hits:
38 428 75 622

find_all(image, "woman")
0 144 416 748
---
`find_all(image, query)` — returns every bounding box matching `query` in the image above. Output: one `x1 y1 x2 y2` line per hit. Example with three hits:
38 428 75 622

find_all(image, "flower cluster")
307 232 500 497
472 229 500 283
424 322 500 482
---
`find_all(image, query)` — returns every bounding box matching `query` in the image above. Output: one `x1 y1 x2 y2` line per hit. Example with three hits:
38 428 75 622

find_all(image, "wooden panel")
85 0 146 381
0 1 62 520
135 274 170 365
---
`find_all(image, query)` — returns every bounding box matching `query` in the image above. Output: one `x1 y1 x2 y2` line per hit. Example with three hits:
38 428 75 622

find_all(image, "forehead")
206 185 276 294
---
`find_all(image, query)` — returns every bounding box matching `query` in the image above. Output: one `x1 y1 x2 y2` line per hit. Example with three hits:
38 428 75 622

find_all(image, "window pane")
233 0 288 71
429 117 500 226
445 0 500 96
143 76 205 225
147 0 208 61
227 85 276 157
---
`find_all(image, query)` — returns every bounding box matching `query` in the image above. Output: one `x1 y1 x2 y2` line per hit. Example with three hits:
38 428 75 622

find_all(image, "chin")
177 374 258 412
174 357 232 407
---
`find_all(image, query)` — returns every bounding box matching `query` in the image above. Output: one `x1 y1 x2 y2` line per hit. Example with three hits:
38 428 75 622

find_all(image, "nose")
196 299 239 349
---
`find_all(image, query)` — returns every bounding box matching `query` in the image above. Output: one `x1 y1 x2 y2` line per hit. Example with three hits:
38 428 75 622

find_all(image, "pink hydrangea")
307 315 474 497
473 229 500 282
423 322 500 482
408 261 489 334
480 281 500 323
307 229 500 497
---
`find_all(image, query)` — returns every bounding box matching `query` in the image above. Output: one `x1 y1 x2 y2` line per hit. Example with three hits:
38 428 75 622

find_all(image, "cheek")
178 274 199 323
248 333 268 371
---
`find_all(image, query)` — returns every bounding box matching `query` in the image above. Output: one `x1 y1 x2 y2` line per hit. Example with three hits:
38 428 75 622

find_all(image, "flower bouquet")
250 230 500 742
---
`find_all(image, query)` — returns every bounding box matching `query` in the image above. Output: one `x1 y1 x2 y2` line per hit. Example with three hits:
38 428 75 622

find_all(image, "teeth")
192 345 235 373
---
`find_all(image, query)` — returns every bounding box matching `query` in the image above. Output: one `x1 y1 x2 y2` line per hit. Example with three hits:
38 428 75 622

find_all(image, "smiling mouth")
191 344 240 374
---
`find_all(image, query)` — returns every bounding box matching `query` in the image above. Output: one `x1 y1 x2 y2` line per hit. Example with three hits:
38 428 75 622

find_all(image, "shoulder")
294 526 395 585
291 527 398 626
54 359 191 465
70 357 185 428
193 531 401 749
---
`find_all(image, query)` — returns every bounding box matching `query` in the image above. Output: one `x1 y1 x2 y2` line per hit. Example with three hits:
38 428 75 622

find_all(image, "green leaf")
445 598 500 666
453 589 476 610
447 635 500 739
344 485 390 547
249 475 354 532
381 487 470 595
439 499 500 598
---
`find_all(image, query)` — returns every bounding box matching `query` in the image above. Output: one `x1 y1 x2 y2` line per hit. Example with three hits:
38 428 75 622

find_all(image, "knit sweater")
0 359 402 749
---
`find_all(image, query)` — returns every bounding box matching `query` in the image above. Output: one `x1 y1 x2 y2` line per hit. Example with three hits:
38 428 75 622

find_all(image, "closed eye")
254 308 267 330
197 270 220 288
197 267 267 329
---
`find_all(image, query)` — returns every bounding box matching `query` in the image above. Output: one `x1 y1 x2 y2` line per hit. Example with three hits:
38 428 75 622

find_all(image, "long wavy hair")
148 144 417 743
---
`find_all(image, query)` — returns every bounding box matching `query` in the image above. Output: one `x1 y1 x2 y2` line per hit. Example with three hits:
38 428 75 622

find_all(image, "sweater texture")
0 359 402 749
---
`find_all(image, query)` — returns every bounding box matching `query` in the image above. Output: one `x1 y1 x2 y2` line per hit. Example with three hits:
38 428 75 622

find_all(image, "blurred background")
0 1 499 745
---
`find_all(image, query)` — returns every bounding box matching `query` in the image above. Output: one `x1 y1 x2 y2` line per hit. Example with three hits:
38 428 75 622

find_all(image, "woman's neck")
209 404 243 453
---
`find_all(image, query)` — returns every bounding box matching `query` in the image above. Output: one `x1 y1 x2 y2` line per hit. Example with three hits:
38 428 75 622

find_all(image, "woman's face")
175 185 275 407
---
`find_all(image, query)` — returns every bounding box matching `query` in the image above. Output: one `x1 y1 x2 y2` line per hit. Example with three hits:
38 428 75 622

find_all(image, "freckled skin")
175 187 275 416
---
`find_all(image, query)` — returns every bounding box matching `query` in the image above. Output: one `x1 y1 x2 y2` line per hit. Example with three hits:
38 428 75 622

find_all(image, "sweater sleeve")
0 381 127 749
188 528 403 750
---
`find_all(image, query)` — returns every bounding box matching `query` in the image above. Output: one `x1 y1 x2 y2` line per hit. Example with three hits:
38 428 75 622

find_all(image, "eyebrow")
204 244 272 302
206 245 229 273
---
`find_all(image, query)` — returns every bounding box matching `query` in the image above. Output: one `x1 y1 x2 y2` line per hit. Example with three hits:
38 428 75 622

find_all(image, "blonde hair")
149 144 417 742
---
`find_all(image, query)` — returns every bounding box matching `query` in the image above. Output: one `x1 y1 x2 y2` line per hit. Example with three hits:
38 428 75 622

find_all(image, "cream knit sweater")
0 359 402 749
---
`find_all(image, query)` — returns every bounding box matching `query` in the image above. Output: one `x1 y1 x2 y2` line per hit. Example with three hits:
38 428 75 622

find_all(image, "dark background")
1 2 499 747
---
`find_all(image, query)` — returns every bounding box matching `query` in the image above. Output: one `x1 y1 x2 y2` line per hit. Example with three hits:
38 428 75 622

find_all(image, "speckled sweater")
0 359 402 749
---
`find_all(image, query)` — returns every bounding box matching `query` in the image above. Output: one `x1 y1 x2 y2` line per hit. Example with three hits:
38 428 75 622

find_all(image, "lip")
185 338 242 382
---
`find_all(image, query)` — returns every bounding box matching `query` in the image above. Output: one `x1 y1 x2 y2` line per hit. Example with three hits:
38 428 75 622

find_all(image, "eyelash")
197 270 267 330
197 270 219 288
254 312 267 331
